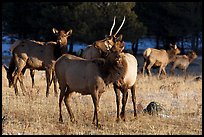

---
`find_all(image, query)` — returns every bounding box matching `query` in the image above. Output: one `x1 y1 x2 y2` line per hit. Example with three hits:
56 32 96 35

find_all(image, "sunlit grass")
2 56 202 135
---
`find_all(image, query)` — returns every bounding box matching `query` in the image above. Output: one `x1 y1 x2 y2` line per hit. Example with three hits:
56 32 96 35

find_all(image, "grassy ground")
2 55 202 135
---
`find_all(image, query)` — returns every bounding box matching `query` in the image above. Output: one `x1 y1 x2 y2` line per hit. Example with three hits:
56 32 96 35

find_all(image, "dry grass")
2 56 202 135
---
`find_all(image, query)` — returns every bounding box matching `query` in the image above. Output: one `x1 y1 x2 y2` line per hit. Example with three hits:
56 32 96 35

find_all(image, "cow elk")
55 42 126 128
4 28 72 97
142 44 181 78
110 41 138 122
170 50 198 76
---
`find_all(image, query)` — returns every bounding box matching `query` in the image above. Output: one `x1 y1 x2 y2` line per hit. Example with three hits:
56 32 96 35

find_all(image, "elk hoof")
70 118 76 123
59 117 63 123
116 118 120 123
96 123 102 129
46 93 49 98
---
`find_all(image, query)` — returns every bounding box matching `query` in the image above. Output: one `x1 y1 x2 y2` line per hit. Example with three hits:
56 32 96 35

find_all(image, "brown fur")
142 44 181 78
4 28 72 97
170 50 198 75
82 16 125 59
55 49 125 127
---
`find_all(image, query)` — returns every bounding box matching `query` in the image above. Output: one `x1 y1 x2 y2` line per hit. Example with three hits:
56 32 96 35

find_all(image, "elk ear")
66 29 72 36
169 43 174 49
115 34 123 42
52 28 59 34
119 42 125 52
174 44 177 49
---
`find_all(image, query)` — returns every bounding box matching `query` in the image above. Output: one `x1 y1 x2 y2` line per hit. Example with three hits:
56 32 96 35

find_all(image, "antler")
109 16 116 36
114 16 125 37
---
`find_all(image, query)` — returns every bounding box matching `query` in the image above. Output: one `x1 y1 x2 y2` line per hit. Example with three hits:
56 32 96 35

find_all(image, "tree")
134 2 202 52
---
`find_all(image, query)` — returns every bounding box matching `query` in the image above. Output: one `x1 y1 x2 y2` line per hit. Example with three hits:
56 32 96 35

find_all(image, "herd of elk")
142 44 181 78
3 16 199 128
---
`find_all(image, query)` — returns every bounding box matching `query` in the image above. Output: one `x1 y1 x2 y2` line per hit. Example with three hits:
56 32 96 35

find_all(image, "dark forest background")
2 2 202 55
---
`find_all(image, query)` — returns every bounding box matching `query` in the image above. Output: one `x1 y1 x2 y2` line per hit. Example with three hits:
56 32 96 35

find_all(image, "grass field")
2 55 202 135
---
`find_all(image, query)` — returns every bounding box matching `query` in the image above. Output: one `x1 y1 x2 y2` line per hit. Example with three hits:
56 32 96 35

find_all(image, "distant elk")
142 44 181 78
55 41 126 128
170 50 198 76
3 28 72 97
82 16 126 59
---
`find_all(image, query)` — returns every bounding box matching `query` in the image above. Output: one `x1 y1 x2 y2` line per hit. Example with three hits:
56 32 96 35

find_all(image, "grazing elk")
3 64 35 88
82 16 125 59
4 28 72 97
170 50 198 76
55 43 126 128
142 44 181 78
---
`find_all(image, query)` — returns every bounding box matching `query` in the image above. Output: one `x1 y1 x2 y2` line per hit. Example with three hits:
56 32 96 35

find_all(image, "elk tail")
143 48 152 59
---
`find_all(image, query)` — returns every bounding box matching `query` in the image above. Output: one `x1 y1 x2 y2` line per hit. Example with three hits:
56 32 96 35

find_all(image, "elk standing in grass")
55 42 126 128
83 16 138 122
170 50 198 76
4 28 72 97
110 41 138 122
142 44 181 78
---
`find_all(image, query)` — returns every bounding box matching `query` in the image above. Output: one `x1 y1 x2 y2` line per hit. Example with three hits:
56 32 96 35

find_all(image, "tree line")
2 2 202 54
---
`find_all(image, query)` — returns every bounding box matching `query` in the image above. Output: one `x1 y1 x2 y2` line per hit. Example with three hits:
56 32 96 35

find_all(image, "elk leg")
13 58 26 96
91 91 100 127
30 69 35 88
142 60 147 77
64 91 75 123
59 84 67 122
120 88 128 121
158 66 163 78
146 61 155 77
52 70 58 96
131 82 137 118
18 73 26 96
13 73 19 96
114 83 121 122
162 67 167 76
170 63 177 75
92 92 102 124
45 69 52 97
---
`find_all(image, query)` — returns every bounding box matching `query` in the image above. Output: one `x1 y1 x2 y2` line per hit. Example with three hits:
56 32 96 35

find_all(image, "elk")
55 43 126 128
82 15 138 122
142 44 181 78
4 28 72 97
170 50 198 75
82 16 125 59
110 41 138 122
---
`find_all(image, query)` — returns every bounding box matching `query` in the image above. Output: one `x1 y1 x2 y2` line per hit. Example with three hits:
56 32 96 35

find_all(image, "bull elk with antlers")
82 16 126 59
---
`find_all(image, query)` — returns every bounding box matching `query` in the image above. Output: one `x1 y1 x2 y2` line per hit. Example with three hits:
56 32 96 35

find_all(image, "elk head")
52 28 72 54
187 50 198 60
94 16 126 53
169 43 181 55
